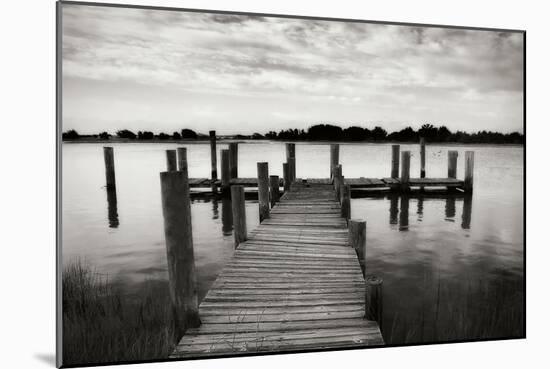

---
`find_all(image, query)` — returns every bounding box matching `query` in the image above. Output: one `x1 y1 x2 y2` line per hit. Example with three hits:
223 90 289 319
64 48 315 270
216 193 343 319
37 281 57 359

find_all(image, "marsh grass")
62 260 177 366
384 276 524 344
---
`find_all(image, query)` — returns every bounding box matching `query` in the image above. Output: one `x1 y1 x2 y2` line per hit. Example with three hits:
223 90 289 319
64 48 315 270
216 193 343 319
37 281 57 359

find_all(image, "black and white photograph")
57 1 524 367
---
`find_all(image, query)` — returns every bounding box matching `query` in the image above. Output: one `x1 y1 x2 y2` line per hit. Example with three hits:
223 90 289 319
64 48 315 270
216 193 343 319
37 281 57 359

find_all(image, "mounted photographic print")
57 1 525 367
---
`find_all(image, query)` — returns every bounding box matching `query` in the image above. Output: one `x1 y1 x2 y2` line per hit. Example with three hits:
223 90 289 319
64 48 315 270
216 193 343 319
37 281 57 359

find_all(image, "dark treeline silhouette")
62 123 524 144
265 124 523 144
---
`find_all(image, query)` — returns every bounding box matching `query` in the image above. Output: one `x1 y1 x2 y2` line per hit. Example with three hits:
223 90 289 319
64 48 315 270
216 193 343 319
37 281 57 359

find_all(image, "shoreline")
61 138 524 147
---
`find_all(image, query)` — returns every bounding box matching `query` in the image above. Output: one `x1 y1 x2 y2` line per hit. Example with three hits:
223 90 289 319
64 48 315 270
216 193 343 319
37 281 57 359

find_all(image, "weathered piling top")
171 183 384 358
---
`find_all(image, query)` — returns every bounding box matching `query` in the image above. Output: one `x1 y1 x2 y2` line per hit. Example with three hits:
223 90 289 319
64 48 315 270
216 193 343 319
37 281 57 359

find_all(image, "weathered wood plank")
172 183 383 358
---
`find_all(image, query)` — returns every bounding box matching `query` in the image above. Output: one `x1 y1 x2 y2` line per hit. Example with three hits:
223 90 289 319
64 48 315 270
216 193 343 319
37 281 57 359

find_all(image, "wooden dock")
188 177 464 189
170 182 384 358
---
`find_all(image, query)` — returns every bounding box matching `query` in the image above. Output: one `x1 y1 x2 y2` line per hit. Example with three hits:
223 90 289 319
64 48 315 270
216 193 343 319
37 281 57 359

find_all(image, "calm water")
62 141 524 343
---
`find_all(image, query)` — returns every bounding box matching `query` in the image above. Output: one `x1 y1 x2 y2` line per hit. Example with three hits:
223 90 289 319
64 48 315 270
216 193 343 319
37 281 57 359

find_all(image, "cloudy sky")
61 4 524 135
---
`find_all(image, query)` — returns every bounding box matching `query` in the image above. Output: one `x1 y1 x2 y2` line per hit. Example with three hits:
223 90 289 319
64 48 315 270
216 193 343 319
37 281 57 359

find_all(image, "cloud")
61 3 524 134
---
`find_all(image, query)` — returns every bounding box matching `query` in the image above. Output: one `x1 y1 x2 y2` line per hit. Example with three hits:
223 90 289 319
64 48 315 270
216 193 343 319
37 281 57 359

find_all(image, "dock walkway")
171 183 384 358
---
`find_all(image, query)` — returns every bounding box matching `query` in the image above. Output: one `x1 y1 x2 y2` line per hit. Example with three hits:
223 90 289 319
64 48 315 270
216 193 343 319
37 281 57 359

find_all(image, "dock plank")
171 182 384 359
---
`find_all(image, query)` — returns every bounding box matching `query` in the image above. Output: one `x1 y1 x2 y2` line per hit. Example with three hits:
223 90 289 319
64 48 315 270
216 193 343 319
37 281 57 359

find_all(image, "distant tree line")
62 123 524 144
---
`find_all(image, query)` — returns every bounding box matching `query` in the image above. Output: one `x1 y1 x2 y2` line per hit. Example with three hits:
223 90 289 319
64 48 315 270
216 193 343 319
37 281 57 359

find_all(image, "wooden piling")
341 184 351 221
229 143 238 179
349 219 366 276
269 175 280 207
330 144 340 178
448 150 458 179
221 149 230 195
209 131 217 181
283 163 291 192
464 151 474 192
257 162 270 222
420 137 426 178
177 147 187 175
288 157 296 183
335 165 343 200
391 145 400 179
400 151 410 191
365 275 383 328
286 143 296 182
103 147 116 190
159 170 201 335
231 185 247 247
166 150 177 171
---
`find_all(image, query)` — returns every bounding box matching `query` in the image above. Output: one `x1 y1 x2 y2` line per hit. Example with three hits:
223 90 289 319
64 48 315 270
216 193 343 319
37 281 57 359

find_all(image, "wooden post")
288 157 296 183
464 151 474 192
221 197 233 236
400 151 410 191
177 147 187 174
166 150 177 171
221 149 230 195
270 175 280 207
231 185 247 247
159 170 201 335
330 144 340 178
229 143 238 179
257 162 270 222
365 275 383 328
106 187 119 228
349 219 366 275
341 184 351 220
286 143 296 182
391 145 400 179
420 137 426 178
209 131 217 181
283 163 290 192
103 147 116 190
448 150 458 178
335 165 343 200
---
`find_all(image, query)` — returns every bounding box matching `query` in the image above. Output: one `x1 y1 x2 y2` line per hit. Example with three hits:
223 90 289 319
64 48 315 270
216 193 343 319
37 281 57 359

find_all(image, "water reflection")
389 195 398 225
106 188 119 228
462 195 472 230
221 197 233 236
212 198 219 220
385 193 472 232
445 196 456 222
399 195 410 231
417 197 424 222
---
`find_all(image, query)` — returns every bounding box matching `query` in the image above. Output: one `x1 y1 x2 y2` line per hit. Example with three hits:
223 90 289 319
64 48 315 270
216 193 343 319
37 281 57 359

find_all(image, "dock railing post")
257 162 270 222
464 151 474 193
286 143 296 182
420 137 426 178
341 184 351 221
330 144 340 179
400 151 410 191
231 185 247 247
391 145 400 179
103 147 116 190
229 143 238 179
221 149 230 195
269 175 280 207
365 275 384 330
283 163 290 192
166 149 177 171
209 131 218 193
177 147 187 174
209 131 217 180
159 170 201 336
448 150 458 179
335 165 343 200
349 219 366 275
